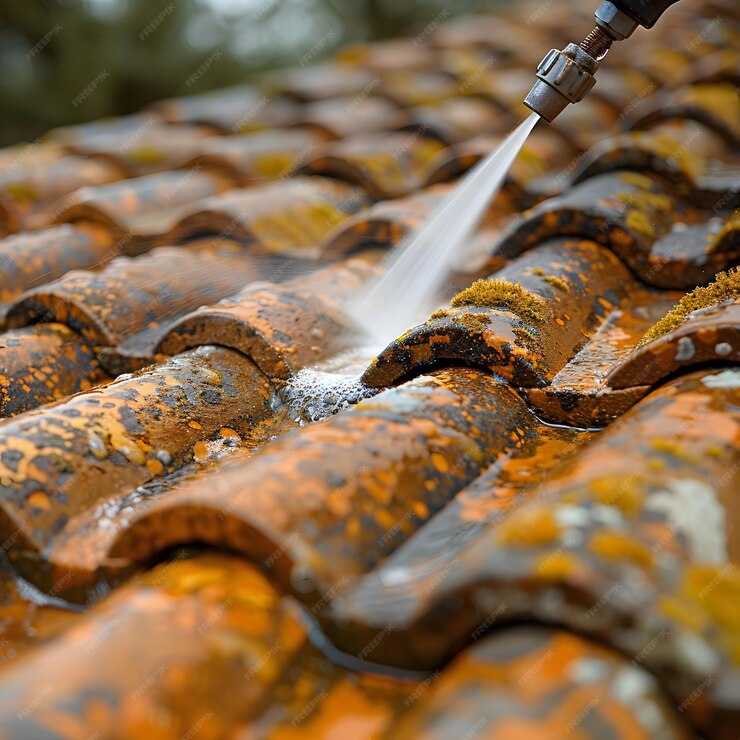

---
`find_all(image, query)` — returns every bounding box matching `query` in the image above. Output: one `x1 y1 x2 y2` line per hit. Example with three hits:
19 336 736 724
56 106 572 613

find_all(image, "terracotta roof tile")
298 133 447 200
183 129 331 184
0 148 124 235
363 238 634 388
0 323 108 419
161 176 368 253
0 0 736 736
389 627 691 738
156 256 380 379
53 169 235 253
107 368 532 596
0 224 114 323
151 85 275 132
333 369 738 737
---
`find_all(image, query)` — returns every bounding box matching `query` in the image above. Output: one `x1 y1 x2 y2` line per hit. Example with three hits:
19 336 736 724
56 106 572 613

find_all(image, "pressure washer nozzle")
523 1 644 122
523 43 600 122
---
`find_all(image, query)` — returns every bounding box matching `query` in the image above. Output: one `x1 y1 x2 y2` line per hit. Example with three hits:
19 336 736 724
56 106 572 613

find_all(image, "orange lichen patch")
450 279 547 322
0 323 108 418
0 554 309 738
108 368 531 598
0 345 274 588
638 267 740 346
497 505 561 547
263 680 395 739
588 530 654 569
145 458 164 476
390 627 690 739
27 491 52 511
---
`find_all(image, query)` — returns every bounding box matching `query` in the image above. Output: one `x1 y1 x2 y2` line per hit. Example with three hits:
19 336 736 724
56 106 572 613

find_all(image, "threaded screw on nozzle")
580 26 613 60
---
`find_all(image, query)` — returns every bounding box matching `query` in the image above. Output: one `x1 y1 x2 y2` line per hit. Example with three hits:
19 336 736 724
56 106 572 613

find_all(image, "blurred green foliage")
0 0 497 146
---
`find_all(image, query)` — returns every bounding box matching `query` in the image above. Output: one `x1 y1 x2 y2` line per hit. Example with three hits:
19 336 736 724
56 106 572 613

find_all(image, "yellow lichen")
650 437 697 463
535 551 578 580
638 267 740 347
644 133 701 179
618 172 656 190
625 209 657 238
658 595 708 633
589 530 653 568
541 275 570 293
497 505 561 547
617 190 673 212
681 564 740 633
589 477 644 517
450 279 547 322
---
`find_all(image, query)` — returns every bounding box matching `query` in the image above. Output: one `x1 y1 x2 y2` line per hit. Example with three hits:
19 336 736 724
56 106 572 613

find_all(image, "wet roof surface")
0 0 738 737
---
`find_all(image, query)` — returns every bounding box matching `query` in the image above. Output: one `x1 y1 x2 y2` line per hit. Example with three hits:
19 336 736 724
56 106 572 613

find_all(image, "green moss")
638 267 740 347
450 279 547 322
707 212 740 254
457 312 490 332
513 326 538 343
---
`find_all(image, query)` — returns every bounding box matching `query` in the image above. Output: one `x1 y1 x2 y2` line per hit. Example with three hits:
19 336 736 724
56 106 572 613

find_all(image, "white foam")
282 368 377 424
281 347 381 424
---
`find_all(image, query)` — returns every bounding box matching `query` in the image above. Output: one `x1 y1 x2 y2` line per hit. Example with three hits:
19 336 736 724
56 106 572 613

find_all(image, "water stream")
284 113 541 420
349 112 540 349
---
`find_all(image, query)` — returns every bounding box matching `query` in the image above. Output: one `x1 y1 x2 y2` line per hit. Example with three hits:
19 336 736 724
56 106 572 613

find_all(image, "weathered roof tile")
0 0 736 735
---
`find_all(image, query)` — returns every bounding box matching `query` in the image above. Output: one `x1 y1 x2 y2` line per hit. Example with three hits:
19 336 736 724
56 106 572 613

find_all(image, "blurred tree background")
0 0 501 146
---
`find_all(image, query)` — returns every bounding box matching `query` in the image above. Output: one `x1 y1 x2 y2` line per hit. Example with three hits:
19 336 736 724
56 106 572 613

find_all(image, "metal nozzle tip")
523 80 570 122
524 44 600 123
